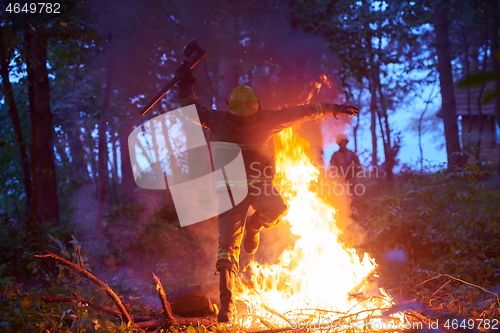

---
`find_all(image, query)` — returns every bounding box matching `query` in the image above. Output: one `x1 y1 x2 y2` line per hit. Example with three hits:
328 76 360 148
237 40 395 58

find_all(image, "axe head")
179 39 207 72
183 40 202 58
140 40 207 115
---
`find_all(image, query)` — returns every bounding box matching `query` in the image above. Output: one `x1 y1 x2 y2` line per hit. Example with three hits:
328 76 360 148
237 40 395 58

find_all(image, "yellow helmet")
227 85 259 116
336 133 348 144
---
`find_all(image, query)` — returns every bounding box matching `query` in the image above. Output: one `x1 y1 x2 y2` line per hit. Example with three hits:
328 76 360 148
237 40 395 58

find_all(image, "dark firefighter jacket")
178 84 334 187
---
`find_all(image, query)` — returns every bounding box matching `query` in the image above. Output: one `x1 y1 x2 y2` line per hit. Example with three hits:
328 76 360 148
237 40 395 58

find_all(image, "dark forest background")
0 0 499 331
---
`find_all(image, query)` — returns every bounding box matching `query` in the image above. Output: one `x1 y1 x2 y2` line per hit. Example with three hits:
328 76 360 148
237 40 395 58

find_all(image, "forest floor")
1 162 499 332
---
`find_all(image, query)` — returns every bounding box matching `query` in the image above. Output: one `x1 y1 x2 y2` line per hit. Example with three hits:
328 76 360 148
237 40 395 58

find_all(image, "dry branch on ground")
35 252 216 330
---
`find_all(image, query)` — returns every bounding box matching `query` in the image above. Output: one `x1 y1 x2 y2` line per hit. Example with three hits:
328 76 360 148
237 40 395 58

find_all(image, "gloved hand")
177 62 197 87
323 103 359 118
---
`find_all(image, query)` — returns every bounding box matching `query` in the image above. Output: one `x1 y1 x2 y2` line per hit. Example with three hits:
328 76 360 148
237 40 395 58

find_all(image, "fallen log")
169 294 217 317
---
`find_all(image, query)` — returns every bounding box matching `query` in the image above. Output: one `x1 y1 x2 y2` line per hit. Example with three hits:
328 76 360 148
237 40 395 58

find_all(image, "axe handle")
140 72 184 116
140 51 207 116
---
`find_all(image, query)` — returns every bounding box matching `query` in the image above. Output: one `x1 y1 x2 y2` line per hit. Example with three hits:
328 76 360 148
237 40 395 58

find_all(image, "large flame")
233 76 402 330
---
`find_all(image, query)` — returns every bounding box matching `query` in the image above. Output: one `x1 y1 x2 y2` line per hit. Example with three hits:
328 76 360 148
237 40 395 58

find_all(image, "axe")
140 39 207 115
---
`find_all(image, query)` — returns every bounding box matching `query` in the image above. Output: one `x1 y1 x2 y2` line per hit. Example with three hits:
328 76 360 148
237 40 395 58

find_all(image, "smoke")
167 0 355 275
69 0 363 293
173 0 343 109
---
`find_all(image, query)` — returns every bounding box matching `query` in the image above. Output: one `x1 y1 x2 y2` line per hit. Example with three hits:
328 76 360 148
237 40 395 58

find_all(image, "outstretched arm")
270 103 358 133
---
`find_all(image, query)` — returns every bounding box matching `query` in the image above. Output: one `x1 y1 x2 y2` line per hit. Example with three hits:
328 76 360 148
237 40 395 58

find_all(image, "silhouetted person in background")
329 134 361 194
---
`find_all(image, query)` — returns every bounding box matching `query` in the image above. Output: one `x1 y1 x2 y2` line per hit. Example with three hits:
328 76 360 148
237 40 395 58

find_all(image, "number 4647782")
6 2 61 14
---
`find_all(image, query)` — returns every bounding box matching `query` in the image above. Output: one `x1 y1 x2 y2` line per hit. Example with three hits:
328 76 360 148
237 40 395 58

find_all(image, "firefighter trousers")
216 182 287 273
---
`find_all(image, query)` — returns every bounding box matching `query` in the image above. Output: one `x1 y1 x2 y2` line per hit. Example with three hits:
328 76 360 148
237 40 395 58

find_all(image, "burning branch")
262 304 292 325
151 272 176 323
247 326 297 333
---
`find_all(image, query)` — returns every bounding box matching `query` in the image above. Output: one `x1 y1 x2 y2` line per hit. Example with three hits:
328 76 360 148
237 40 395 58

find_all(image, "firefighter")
177 70 358 322
329 134 361 190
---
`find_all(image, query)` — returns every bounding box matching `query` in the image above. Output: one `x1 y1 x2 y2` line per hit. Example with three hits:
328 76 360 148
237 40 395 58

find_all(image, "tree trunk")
110 131 119 205
433 1 462 169
367 37 378 167
460 18 473 147
0 27 32 216
476 43 489 160
54 131 70 168
118 119 135 203
67 120 90 186
490 0 500 173
85 125 99 189
369 76 378 167
353 115 359 153
419 84 437 171
25 26 60 226
95 35 114 238
376 72 393 181
95 110 108 239
350 86 361 154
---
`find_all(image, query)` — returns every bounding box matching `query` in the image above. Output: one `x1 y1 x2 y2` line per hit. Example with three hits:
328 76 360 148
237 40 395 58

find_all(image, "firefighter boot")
244 212 264 254
218 268 235 322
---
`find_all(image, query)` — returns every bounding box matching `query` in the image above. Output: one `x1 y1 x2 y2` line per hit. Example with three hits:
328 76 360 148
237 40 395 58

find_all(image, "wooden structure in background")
455 83 500 164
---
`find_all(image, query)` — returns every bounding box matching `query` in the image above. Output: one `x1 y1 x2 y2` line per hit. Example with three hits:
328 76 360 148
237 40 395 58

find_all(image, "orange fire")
233 76 404 330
